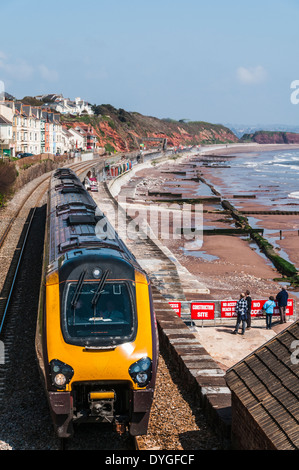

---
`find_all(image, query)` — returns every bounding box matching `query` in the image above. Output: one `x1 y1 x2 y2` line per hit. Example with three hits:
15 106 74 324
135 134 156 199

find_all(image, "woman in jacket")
263 296 276 329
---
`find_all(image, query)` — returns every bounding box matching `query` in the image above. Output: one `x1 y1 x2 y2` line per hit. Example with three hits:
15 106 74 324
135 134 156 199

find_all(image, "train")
35 167 158 439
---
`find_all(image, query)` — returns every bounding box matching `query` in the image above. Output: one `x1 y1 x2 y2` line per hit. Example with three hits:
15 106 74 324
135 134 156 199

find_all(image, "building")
77 123 98 150
65 126 85 151
35 94 94 116
61 127 73 153
0 104 13 156
0 101 64 156
66 122 98 151
0 98 100 156
226 320 299 450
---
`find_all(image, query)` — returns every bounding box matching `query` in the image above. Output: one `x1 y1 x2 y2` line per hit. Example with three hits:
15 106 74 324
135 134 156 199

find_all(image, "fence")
168 298 297 327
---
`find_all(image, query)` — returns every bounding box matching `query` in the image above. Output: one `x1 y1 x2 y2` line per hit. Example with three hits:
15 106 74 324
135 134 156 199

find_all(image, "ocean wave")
273 163 299 172
288 191 299 199
273 153 299 164
276 153 294 157
244 161 259 167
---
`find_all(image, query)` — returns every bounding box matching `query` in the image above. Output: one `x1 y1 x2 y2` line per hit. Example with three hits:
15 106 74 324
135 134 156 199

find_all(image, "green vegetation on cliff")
240 130 299 144
62 104 239 152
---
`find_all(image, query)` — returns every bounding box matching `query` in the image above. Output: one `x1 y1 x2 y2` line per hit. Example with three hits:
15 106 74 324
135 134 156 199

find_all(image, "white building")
66 127 85 151
36 94 94 116
61 127 73 153
0 104 13 156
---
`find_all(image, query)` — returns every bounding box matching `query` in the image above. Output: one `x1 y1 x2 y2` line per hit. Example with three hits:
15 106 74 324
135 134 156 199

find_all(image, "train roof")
48 168 137 267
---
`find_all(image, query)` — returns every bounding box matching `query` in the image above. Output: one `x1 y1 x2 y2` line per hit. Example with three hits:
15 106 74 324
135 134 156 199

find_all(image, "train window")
61 281 136 346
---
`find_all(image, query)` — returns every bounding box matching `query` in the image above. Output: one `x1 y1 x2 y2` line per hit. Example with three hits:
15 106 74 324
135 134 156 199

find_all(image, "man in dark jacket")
276 286 288 323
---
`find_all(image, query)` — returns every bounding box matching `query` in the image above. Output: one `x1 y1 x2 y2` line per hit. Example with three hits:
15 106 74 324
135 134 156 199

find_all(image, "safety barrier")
169 299 296 325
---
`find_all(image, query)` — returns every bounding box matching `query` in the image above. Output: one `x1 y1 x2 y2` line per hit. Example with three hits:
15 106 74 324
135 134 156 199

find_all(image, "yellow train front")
35 168 158 439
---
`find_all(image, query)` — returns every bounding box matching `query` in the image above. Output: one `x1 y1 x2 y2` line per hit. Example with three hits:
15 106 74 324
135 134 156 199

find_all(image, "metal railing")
168 298 297 327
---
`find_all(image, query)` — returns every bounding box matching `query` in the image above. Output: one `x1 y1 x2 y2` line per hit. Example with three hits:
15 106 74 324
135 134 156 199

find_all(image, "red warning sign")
220 301 237 318
191 302 215 320
221 299 294 318
169 302 181 317
251 299 294 317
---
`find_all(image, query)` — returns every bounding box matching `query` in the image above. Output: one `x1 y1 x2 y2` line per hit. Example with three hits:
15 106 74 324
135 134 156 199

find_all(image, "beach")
124 144 299 302
196 144 299 292
111 143 299 370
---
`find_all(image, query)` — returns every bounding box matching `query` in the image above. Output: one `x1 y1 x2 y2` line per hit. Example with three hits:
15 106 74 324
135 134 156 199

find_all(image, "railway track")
0 158 103 334
0 158 101 251
0 159 103 389
0 152 223 450
0 156 151 450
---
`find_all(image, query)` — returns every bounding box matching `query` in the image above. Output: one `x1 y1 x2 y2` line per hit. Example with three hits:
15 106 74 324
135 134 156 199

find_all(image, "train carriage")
35 168 158 438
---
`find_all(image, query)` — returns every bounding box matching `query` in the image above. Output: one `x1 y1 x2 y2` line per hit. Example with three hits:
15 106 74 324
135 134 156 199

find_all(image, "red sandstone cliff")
241 131 299 144
62 104 239 153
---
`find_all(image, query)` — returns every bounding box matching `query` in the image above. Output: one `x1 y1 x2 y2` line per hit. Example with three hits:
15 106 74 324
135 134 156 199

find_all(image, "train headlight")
129 357 152 387
54 373 67 388
50 359 74 390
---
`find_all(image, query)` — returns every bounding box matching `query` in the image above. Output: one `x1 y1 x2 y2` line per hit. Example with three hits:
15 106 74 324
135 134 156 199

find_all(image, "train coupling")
88 391 115 423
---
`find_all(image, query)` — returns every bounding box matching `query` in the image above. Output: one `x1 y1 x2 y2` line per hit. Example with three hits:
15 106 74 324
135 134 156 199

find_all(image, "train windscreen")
62 280 136 346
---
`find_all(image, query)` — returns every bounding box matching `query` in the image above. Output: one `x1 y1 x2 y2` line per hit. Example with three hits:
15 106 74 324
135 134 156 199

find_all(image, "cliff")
241 130 299 144
62 104 239 153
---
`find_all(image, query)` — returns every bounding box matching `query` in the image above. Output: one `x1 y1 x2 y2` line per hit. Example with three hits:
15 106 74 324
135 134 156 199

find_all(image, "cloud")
0 54 34 80
0 51 58 83
236 65 267 85
84 66 108 81
38 64 59 82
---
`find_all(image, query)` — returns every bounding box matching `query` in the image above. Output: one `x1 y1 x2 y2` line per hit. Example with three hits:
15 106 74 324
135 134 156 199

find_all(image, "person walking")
262 296 276 329
276 286 288 324
245 290 252 330
233 293 248 335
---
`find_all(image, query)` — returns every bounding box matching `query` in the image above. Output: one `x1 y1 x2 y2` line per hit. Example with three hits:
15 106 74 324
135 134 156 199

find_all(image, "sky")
0 0 299 126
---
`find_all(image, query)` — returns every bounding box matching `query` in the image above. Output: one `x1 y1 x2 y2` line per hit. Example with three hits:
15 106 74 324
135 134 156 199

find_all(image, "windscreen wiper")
91 269 110 307
71 269 87 308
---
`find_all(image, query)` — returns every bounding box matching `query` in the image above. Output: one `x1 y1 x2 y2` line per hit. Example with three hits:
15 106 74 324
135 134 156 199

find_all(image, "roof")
69 128 84 138
48 169 136 267
226 320 299 450
0 115 12 125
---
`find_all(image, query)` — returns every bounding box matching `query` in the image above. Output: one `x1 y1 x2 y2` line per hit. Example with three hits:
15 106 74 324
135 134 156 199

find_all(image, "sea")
196 147 299 295
201 148 299 211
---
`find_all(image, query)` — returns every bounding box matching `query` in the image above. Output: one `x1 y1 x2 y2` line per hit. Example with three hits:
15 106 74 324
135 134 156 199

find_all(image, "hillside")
62 104 239 152
240 130 299 144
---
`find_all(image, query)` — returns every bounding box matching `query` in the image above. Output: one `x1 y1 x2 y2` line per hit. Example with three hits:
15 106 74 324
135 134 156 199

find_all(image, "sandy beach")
201 143 299 156
126 145 299 301
113 143 299 370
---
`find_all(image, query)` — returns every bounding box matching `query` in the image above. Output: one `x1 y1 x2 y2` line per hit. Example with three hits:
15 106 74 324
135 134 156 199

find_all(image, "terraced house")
0 101 64 156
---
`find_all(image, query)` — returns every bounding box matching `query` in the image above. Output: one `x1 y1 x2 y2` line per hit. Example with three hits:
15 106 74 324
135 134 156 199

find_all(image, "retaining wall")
153 287 232 447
